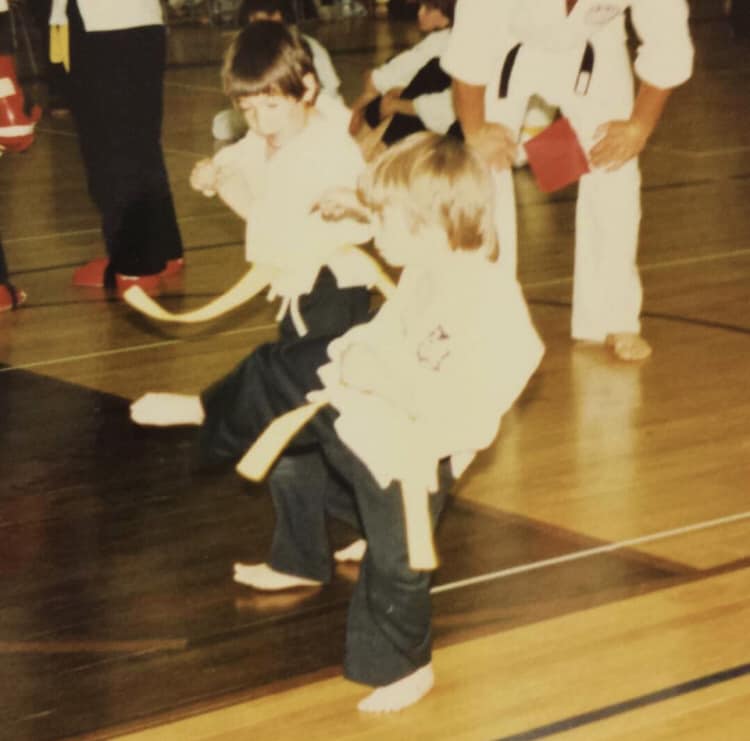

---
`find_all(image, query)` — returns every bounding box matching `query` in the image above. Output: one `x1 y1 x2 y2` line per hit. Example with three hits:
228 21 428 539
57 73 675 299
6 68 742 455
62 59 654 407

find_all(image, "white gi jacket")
49 0 164 31
442 0 693 92
316 253 545 491
212 96 373 328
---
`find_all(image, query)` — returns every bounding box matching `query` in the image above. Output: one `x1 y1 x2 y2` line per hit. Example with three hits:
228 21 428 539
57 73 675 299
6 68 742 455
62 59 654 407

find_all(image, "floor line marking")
32 126 208 158
431 510 750 595
0 323 277 373
496 662 750 740
0 214 237 246
0 640 188 655
524 247 750 289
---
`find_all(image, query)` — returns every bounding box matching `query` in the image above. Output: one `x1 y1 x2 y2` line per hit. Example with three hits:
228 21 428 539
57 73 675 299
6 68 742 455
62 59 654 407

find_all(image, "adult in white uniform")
442 0 694 360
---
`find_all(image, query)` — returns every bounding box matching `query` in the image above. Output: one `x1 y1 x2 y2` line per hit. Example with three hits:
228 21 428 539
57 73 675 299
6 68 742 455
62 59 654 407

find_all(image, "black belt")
498 41 595 98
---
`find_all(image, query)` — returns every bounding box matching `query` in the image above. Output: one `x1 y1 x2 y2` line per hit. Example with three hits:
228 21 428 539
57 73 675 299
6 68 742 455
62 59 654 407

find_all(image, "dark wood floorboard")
0 371 689 741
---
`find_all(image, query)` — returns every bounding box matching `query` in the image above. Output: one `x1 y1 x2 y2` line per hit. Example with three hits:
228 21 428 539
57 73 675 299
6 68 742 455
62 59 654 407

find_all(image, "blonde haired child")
135 132 544 712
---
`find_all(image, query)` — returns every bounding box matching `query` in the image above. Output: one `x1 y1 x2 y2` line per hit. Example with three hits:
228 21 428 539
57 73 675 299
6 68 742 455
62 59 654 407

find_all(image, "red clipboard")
523 116 590 193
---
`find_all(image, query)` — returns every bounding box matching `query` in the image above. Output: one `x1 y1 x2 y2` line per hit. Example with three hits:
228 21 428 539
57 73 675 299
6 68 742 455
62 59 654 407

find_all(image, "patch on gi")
584 4 622 27
417 325 451 370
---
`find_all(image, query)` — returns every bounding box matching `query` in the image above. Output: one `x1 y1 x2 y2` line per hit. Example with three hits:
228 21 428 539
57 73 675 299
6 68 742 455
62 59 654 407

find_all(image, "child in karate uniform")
191 21 373 343
133 132 544 712
349 0 459 149
212 0 342 142
443 0 694 360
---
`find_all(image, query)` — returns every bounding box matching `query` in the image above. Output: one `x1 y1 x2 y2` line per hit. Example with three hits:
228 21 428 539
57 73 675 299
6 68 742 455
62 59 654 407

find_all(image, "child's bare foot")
233 562 322 591
605 332 652 361
334 539 367 563
357 663 434 713
129 392 205 426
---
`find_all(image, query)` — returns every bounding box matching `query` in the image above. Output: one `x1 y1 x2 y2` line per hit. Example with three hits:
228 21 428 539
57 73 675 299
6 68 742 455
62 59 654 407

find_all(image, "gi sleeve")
441 0 507 86
413 89 455 134
630 0 694 89
372 31 448 93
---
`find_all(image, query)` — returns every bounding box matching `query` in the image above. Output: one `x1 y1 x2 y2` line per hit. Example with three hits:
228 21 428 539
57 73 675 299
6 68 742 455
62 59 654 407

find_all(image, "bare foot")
334 539 367 563
606 332 652 361
129 392 205 426
358 663 434 713
233 562 322 591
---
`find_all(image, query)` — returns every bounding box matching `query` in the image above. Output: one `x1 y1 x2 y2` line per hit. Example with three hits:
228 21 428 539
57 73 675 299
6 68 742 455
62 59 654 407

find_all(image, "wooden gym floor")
0 2 748 739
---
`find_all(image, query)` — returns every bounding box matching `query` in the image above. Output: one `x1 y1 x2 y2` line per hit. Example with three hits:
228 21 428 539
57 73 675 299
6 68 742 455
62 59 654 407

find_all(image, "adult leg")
0 234 25 311
561 35 646 357
67 1 183 282
572 160 643 343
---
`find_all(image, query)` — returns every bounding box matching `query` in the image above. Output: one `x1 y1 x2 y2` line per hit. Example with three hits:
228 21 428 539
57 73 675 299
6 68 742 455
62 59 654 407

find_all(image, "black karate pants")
201 316 452 687
269 447 452 687
363 57 462 147
66 0 183 278
200 267 370 464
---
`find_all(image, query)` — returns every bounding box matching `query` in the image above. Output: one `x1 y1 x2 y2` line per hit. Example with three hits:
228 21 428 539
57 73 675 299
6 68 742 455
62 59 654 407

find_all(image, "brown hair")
222 21 317 101
358 132 498 261
421 0 455 24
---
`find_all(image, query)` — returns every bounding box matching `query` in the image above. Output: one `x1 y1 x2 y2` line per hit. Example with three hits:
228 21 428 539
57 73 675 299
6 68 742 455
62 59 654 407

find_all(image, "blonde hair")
358 132 498 261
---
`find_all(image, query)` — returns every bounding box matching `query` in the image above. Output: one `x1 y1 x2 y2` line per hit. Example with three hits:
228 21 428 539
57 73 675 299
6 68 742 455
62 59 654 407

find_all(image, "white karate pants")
486 28 643 341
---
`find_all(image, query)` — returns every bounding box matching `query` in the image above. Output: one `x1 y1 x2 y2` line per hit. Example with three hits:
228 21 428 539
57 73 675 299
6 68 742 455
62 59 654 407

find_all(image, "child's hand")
589 119 649 171
311 187 371 224
190 158 220 197
380 88 406 118
339 342 379 392
349 106 366 136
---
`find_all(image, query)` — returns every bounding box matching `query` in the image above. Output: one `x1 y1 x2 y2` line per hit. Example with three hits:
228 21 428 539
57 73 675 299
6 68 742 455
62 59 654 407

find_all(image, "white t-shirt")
442 0 693 91
317 252 544 489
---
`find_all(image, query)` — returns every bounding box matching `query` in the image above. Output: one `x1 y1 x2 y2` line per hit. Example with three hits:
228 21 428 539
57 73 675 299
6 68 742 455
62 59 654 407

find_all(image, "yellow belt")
49 24 70 72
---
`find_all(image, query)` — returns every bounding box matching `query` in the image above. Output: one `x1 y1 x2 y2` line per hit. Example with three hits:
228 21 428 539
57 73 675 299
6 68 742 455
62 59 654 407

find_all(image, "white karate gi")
212 96 372 330
443 0 693 341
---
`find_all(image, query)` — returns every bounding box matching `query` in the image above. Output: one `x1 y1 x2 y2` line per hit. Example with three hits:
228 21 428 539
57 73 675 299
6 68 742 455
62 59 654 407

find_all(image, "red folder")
523 116 590 193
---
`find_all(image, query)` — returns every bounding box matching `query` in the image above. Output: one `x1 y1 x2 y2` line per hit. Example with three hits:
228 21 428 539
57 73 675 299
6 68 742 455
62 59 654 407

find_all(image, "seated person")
349 0 459 152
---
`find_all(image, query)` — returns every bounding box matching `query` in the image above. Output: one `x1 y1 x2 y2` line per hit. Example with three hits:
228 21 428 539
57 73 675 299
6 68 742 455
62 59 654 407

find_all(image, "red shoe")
73 258 162 294
0 55 41 153
0 284 26 312
115 273 161 296
72 258 109 287
160 257 185 277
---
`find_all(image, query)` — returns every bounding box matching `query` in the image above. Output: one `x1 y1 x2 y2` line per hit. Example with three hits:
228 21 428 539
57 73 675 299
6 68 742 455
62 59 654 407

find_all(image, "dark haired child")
212 0 341 141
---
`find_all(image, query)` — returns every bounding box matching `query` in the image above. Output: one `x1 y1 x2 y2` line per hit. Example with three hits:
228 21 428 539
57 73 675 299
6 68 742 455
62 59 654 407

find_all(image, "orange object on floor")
0 283 26 311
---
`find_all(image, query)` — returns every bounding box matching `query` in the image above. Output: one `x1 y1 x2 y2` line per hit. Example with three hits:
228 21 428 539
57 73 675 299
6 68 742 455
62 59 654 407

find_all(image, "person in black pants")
54 0 184 292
